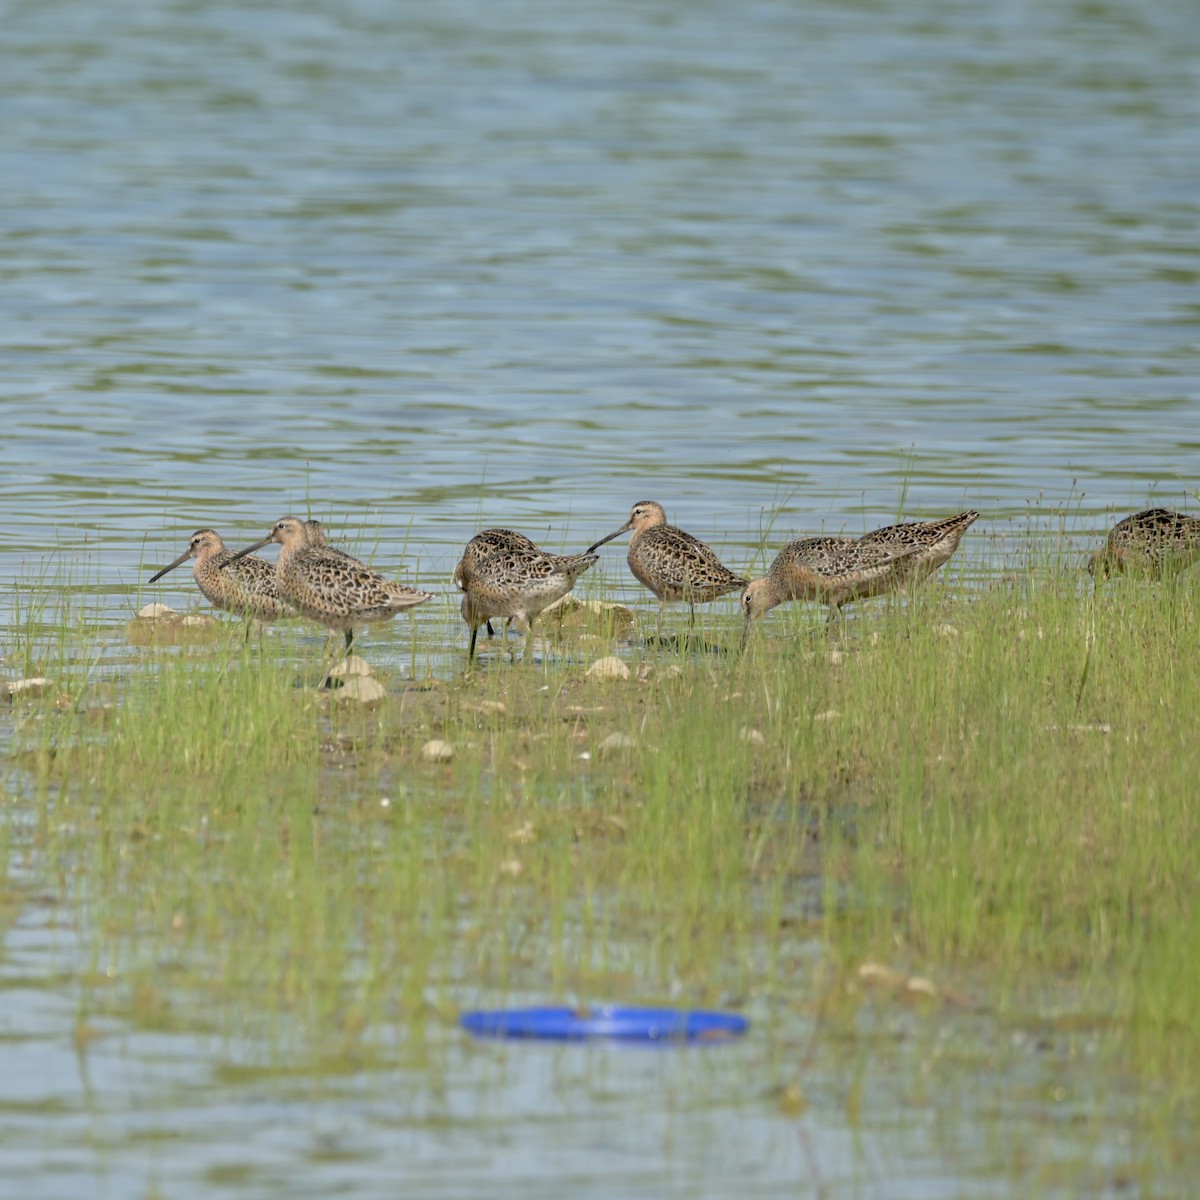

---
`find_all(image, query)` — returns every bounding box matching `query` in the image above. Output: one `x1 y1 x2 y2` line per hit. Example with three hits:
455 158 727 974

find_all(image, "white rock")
5 677 54 700
137 603 178 620
597 732 637 756
327 654 373 680
544 594 636 632
420 738 455 763
906 976 939 999
639 663 683 683
586 656 631 681
336 675 387 704
180 613 217 629
541 592 581 617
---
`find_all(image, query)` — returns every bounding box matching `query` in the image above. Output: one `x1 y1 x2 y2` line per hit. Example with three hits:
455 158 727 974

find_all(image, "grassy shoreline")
4 561 1199 1181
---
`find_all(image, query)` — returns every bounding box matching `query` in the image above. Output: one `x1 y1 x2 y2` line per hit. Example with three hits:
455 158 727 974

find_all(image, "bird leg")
825 603 849 639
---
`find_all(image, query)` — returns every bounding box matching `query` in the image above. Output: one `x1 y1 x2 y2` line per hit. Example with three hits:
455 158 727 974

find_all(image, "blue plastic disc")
459 1005 748 1043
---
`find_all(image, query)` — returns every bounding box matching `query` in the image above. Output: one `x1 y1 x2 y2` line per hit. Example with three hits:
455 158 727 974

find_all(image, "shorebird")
587 501 747 626
1088 508 1200 579
304 519 364 563
453 528 540 639
859 510 979 582
740 536 919 646
225 516 432 656
461 546 598 664
148 529 291 623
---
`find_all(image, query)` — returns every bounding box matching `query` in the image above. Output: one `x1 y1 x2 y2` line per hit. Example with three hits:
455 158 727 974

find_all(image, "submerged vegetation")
3 540 1199 1186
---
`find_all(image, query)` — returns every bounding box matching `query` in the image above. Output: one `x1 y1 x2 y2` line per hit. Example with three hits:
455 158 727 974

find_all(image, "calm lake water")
2 0 1198 1194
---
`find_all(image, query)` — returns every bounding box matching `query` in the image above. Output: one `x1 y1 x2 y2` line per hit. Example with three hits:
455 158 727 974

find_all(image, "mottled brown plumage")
461 547 598 664
741 535 919 645
148 529 291 622
304 519 364 564
587 500 747 624
226 516 432 654
859 510 979 581
1088 508 1200 579
453 528 539 591
453 528 541 639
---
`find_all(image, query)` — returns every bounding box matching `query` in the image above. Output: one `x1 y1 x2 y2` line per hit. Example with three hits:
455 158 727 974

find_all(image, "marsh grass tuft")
5 547 1200 1174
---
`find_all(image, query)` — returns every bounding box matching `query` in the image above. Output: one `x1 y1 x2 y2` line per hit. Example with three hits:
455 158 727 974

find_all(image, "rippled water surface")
2 0 1199 1194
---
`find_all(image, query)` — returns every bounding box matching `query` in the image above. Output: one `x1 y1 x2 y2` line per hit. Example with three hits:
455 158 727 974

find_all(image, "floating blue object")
459 1005 748 1043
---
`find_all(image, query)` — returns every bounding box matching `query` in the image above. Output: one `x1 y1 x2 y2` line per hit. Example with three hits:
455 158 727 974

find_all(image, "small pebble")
586 656 631 682
179 613 217 628
5 677 54 700
420 738 455 763
136 603 178 620
336 675 386 704
327 654 373 680
906 976 938 999
858 961 906 989
639 663 683 683
597 731 637 757
543 594 636 633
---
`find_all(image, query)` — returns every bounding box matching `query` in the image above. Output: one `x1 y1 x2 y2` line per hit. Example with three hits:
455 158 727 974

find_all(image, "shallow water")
2 0 1199 1193
0 863 1157 1200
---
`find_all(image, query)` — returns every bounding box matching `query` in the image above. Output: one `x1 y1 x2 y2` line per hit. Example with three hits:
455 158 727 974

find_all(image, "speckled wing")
862 510 978 550
211 551 293 618
634 528 747 597
225 553 281 596
284 551 432 618
790 537 916 580
1102 508 1200 576
462 549 598 626
859 510 977 569
476 548 596 597
456 529 541 591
